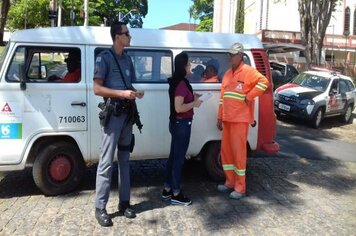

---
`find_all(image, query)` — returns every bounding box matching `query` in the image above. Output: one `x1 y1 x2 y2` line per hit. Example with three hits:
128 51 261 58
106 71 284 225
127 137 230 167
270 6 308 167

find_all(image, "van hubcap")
49 156 71 182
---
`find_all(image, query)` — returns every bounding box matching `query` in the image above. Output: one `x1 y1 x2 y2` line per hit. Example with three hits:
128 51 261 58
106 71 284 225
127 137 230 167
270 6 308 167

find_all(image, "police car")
274 71 356 128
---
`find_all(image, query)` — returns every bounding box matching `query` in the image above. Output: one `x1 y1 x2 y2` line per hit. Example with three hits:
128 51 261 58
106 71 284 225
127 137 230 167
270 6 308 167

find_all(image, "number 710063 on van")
0 27 279 195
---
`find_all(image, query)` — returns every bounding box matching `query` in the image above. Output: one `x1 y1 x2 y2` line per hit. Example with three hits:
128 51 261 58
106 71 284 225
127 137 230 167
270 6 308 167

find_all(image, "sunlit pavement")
0 158 355 235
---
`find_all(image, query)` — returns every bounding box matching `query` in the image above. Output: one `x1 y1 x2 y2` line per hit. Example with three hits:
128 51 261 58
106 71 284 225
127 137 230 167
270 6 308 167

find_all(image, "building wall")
213 0 237 33
244 0 356 36
244 0 300 33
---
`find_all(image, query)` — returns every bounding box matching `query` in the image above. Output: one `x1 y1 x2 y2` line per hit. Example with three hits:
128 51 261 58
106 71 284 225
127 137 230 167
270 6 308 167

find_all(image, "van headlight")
300 99 315 105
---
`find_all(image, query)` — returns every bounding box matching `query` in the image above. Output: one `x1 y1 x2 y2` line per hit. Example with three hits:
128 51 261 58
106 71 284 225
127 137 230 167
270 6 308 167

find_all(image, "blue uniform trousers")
95 114 133 210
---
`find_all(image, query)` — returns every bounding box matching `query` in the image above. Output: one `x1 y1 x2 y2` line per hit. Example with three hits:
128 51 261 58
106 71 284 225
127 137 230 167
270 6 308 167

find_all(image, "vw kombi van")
0 26 279 195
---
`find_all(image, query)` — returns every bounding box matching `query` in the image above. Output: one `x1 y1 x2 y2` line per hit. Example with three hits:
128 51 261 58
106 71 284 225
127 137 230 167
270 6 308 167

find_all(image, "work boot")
95 208 113 227
217 184 233 193
229 191 245 200
118 201 136 219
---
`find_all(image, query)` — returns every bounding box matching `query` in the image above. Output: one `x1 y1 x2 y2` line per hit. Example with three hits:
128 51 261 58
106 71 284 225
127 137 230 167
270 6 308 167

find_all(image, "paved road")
0 155 355 235
1 116 356 235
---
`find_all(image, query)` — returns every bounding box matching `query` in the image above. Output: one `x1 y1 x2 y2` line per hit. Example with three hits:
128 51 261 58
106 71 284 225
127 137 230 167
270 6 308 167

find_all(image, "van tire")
204 141 225 181
341 104 353 124
32 142 85 196
310 107 323 129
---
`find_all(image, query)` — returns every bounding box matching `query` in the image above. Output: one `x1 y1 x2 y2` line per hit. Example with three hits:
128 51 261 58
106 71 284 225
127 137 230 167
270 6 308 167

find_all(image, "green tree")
0 0 10 45
90 0 148 27
189 0 213 32
298 0 340 66
6 0 147 31
7 0 51 30
235 0 244 33
189 0 245 33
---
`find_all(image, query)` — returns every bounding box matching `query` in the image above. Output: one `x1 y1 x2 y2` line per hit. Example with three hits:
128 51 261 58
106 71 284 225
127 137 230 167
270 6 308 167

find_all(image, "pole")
84 0 89 26
24 0 27 29
57 0 62 27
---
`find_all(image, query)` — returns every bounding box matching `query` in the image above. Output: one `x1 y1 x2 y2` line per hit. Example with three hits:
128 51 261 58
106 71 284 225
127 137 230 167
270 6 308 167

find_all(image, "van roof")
10 26 263 51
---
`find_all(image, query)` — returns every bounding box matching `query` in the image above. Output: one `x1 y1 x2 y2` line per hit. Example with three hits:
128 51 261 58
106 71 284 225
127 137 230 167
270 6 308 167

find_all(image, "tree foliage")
298 0 339 66
0 0 10 45
4 0 147 32
189 0 245 33
235 0 244 33
90 0 147 27
7 0 53 30
189 0 213 32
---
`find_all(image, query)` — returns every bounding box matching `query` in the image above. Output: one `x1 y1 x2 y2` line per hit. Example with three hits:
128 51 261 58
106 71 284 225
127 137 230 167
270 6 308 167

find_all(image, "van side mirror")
41 65 47 79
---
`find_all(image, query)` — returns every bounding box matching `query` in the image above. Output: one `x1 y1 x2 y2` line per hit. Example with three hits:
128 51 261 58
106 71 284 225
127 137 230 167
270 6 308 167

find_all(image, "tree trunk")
0 0 10 46
298 0 338 68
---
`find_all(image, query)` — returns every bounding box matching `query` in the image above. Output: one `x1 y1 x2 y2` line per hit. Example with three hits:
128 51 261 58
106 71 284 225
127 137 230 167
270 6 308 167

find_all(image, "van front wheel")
32 142 85 196
204 141 225 181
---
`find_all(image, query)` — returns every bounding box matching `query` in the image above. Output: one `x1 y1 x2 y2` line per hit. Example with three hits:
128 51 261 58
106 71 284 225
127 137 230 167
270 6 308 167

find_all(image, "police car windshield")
292 72 330 92
0 42 10 74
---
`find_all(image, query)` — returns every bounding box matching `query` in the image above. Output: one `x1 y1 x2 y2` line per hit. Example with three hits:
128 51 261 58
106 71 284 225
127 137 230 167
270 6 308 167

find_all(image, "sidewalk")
0 157 355 235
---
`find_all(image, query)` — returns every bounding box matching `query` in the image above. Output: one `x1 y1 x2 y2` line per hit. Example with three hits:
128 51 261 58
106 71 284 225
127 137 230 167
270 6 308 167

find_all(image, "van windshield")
0 42 10 73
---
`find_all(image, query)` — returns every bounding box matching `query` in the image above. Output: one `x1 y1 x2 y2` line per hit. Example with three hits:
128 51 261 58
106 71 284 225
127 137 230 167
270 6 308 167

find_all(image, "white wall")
213 0 237 33
236 0 356 35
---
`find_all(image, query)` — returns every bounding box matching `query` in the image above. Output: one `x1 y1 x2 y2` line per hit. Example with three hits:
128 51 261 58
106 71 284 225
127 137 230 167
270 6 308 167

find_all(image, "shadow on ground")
0 154 355 232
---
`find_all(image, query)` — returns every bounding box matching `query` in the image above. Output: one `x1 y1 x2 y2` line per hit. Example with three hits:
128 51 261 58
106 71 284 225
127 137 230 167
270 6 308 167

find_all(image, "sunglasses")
117 31 130 37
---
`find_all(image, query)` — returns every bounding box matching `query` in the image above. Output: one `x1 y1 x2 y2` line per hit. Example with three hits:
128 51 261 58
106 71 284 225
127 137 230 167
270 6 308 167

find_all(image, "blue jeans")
164 118 192 193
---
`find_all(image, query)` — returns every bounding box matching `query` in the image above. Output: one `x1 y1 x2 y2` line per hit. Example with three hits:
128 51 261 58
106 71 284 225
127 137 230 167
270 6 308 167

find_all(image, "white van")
0 26 279 195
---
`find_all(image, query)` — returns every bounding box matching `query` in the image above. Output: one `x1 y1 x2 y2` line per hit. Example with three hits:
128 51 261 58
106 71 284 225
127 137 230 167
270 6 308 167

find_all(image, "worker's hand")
120 90 137 100
217 119 223 131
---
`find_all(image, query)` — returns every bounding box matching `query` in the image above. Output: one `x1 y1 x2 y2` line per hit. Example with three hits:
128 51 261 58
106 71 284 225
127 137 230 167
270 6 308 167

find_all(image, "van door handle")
71 102 86 107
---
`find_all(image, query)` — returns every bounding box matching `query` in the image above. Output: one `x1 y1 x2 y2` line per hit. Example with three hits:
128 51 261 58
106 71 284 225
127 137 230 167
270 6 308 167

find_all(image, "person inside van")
48 49 81 82
201 59 219 83
188 64 204 82
162 52 202 206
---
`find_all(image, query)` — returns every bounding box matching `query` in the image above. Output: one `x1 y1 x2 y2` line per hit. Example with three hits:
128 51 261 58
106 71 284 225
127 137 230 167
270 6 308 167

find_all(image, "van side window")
94 48 173 83
5 46 81 83
127 49 173 83
184 51 250 83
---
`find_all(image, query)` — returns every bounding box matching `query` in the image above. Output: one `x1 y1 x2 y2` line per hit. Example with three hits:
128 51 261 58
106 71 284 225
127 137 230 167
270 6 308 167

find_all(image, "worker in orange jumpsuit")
216 42 269 199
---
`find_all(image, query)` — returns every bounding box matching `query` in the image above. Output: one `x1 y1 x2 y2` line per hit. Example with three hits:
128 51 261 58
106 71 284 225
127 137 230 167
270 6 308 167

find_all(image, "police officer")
93 21 144 227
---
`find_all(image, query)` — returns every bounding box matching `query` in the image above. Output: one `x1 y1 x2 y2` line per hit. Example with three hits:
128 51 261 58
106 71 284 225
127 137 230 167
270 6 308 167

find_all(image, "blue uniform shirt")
94 47 136 90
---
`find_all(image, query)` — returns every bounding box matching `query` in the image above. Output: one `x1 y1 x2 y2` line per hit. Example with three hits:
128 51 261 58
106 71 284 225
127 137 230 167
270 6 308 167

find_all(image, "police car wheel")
341 104 353 124
32 142 85 196
204 141 225 181
310 108 323 129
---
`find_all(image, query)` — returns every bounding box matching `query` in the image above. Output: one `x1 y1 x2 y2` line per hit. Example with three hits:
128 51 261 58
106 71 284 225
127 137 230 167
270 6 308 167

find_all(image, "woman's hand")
193 96 202 108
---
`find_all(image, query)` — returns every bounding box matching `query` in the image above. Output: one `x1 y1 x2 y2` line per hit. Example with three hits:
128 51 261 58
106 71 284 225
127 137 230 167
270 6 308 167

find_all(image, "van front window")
0 42 10 74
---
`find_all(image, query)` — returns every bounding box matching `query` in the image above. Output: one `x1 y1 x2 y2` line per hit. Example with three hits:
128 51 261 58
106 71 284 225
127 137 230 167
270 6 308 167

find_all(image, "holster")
98 98 113 127
117 134 135 153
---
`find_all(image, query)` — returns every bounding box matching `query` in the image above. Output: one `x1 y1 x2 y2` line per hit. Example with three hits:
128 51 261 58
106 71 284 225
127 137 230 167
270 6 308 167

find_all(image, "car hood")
275 83 323 99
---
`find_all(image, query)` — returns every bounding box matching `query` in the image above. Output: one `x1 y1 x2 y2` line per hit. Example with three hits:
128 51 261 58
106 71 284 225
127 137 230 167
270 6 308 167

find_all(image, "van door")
0 45 87 165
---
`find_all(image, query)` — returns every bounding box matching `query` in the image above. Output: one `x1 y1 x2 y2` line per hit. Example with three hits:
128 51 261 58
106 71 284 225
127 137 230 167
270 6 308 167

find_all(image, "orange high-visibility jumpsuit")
218 62 269 194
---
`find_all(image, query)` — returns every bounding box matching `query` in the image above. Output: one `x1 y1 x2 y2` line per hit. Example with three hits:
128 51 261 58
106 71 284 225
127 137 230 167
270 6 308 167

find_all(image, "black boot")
95 208 113 227
118 201 136 219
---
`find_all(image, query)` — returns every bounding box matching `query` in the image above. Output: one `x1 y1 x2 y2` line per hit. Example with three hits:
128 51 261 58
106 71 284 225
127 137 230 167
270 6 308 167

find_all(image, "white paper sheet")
198 92 213 102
